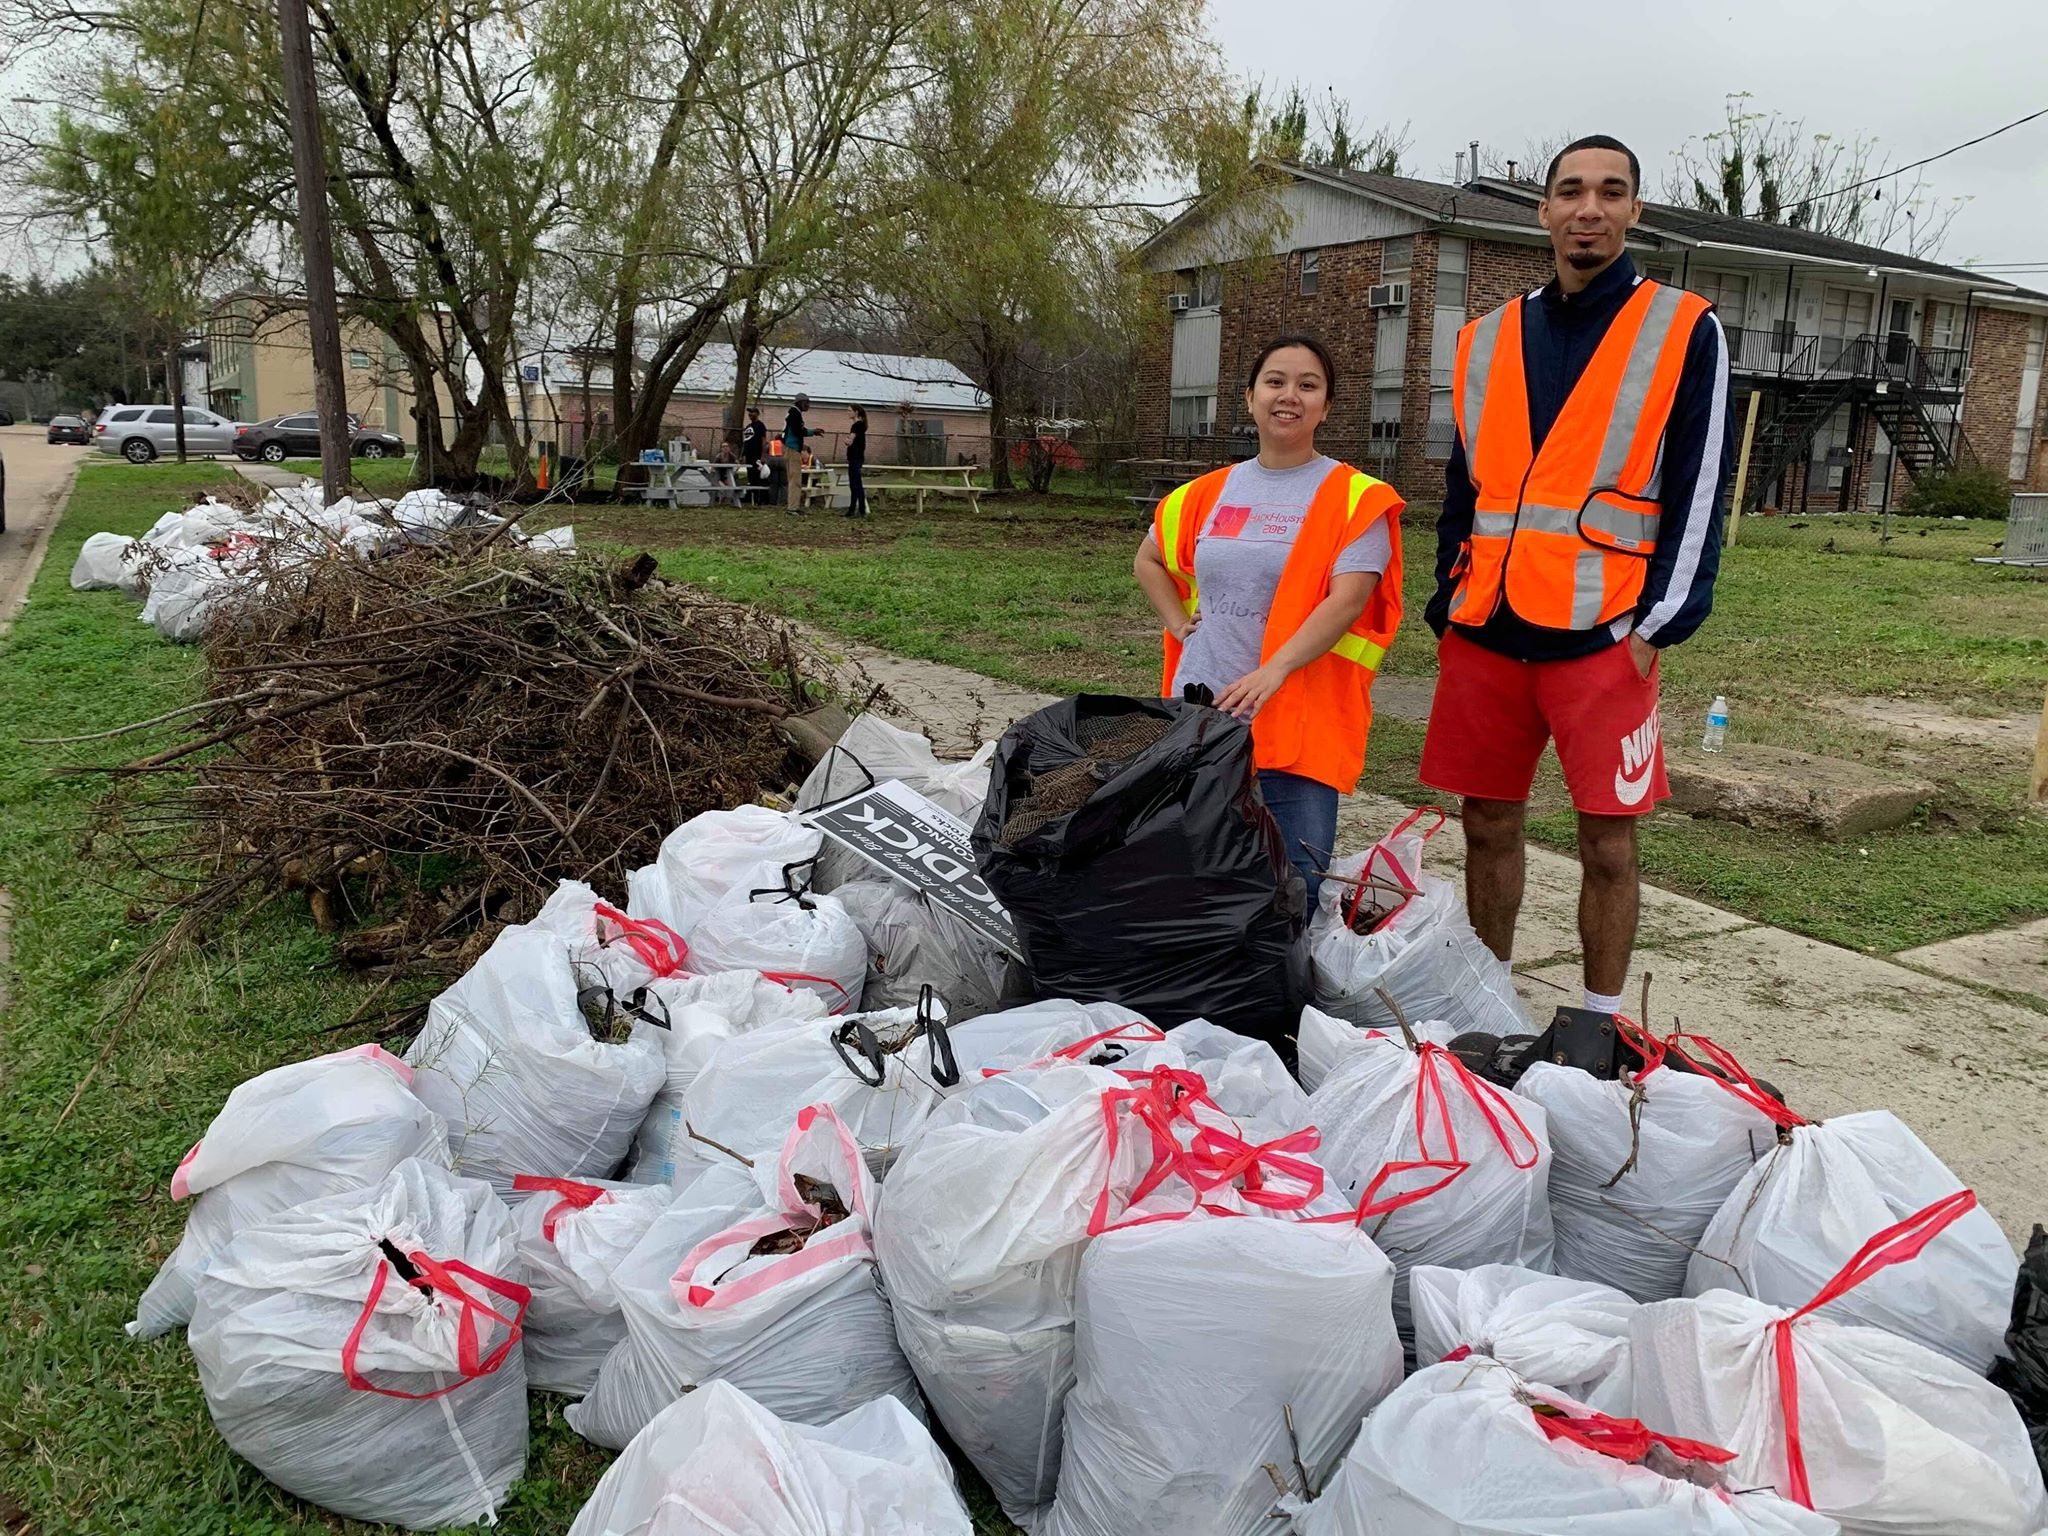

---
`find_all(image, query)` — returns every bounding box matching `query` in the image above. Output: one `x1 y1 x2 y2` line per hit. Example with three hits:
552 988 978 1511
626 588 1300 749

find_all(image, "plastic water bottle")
1702 696 1728 753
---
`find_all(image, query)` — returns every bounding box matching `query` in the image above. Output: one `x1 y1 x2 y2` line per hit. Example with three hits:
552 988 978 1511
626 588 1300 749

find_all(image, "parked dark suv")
47 415 91 445
234 413 406 463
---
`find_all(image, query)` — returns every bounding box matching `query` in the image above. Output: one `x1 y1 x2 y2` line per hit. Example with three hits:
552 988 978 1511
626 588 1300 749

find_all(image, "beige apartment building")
204 294 420 430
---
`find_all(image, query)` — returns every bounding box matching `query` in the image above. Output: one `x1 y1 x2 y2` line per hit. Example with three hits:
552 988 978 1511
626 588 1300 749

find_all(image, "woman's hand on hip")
1170 611 1201 643
1214 662 1289 719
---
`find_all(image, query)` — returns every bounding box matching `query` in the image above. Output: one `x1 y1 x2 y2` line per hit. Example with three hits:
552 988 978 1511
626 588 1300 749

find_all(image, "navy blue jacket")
1427 254 1733 659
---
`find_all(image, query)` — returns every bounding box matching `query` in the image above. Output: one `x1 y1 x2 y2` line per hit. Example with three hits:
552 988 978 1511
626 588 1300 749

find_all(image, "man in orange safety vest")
1421 134 1732 1024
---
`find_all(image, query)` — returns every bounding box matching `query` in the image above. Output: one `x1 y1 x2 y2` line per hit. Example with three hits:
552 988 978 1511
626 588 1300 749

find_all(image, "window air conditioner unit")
1168 293 1192 312
1368 281 1409 309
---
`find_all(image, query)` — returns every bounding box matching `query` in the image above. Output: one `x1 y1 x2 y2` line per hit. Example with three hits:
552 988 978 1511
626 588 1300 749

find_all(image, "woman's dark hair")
851 405 868 423
1246 334 1338 401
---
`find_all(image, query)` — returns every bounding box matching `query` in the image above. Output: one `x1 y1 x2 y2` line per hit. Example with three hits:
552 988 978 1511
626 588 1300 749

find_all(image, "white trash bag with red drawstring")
1167 1018 1313 1138
1293 1355 1839 1536
130 1043 451 1340
1309 808 1527 1040
877 1060 1333 1531
677 995 959 1179
507 1175 675 1395
567 1379 972 1536
405 923 664 1196
1685 1108 2018 1373
1046 1216 1402 1536
626 805 824 939
1637 1193 2048 1535
686 888 868 1015
1409 1263 1638 1413
941 999 1181 1084
624 970 830 1186
1520 1026 1783 1303
1305 1029 1554 1335
567 1105 918 1451
185 1157 530 1530
526 878 691 999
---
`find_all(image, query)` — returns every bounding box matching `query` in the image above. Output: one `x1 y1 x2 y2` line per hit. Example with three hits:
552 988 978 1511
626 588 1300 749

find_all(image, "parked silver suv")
94 404 239 462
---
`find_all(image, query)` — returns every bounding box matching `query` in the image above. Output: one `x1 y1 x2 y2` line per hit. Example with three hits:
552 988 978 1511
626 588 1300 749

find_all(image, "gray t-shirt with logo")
1164 456 1393 697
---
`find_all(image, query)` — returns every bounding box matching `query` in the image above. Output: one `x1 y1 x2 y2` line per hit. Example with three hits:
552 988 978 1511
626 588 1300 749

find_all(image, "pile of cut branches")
62 533 851 989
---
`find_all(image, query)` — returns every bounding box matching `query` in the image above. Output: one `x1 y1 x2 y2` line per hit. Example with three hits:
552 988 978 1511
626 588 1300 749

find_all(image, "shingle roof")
1295 165 1544 230
1632 200 1998 284
677 344 987 411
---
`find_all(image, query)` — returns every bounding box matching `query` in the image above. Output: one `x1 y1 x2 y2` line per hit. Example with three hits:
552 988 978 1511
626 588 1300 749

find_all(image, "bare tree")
1663 94 1965 257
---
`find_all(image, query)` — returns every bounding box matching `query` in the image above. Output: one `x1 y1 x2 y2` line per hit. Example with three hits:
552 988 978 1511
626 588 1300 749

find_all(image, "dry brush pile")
60 530 858 1012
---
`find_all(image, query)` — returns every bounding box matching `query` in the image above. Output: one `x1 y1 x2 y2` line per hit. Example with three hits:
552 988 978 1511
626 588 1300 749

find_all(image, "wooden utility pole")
278 0 351 505
2032 681 2048 808
1725 389 1763 548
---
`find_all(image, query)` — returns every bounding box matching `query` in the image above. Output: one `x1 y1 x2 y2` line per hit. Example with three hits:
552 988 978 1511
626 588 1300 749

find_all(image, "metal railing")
1723 328 1967 393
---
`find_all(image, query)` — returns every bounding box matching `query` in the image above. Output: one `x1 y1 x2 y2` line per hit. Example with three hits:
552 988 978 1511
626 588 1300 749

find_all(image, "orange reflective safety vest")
1152 461 1404 793
768 438 785 458
1450 279 1710 631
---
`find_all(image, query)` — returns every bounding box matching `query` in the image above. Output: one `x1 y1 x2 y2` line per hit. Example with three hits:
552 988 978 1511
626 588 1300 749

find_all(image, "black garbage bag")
1991 1223 2048 1479
971 693 1308 1048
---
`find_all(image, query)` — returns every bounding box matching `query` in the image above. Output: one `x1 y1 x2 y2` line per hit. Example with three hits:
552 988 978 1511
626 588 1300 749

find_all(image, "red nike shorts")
1419 628 1669 817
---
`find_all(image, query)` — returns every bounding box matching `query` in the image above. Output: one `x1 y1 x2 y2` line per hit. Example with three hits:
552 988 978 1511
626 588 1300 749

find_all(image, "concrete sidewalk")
830 639 2047 1241
233 461 314 491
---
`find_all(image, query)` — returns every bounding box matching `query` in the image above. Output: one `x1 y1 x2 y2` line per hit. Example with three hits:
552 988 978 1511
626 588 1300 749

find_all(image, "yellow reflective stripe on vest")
1332 473 1388 669
1331 631 1385 669
1156 481 1199 615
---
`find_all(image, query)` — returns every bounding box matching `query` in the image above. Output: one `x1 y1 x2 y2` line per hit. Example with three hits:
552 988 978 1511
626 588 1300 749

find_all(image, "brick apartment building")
1136 162 2048 512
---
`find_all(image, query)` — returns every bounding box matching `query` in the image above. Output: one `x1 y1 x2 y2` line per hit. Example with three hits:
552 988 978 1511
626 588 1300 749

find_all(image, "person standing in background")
741 406 767 503
783 394 813 513
845 405 869 518
1421 134 1731 1025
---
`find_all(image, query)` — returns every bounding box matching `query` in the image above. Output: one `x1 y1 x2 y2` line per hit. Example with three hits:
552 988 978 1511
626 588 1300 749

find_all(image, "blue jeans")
1259 769 1338 907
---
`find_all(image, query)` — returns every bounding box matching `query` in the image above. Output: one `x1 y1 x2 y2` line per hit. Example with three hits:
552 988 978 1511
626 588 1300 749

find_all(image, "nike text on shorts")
1419 629 1670 817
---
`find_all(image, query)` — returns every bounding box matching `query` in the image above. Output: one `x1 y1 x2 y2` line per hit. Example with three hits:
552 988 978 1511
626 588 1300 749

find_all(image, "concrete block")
1665 744 1936 839
1899 917 2048 1007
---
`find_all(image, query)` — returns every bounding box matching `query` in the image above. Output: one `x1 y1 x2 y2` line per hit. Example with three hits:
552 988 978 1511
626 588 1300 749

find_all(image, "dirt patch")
1823 696 2038 760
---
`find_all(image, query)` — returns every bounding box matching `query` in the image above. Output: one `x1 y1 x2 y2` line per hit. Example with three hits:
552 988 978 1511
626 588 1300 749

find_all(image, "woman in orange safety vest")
1134 334 1405 902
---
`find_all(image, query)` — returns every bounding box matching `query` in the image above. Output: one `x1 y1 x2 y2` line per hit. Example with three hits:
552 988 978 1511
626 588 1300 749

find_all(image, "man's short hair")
1545 135 1641 195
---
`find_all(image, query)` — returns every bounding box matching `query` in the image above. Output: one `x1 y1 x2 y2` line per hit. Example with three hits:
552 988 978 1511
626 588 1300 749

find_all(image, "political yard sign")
801 780 1020 958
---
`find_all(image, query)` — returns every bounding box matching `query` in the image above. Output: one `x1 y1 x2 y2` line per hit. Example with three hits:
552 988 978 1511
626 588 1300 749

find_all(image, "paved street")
0 426 88 635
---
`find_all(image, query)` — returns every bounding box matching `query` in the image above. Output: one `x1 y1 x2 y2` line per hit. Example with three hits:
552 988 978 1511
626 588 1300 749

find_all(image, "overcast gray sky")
1209 0 2048 271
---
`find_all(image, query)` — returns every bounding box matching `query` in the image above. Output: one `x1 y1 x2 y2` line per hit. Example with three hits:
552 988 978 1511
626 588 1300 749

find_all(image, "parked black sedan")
46 415 91 445
234 413 406 463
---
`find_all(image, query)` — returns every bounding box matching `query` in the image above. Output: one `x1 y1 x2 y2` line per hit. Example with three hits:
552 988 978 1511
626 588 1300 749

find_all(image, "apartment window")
1692 270 1750 329
2010 317 2044 482
348 350 372 370
1190 267 1222 308
1169 394 1215 437
1380 236 1413 279
1431 237 1469 398
1435 237 1468 312
1299 249 1320 297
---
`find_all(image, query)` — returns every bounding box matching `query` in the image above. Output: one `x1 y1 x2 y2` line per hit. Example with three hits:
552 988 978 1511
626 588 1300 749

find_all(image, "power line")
1778 103 2048 214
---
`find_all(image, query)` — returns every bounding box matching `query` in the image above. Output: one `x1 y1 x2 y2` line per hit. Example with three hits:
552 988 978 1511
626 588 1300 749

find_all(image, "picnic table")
1121 457 1230 511
640 458 753 507
854 462 982 515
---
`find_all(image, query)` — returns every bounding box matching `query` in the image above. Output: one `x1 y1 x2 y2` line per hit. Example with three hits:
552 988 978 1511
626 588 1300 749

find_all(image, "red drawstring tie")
511 1174 613 1241
342 1246 531 1400
1533 1405 1737 1468
592 902 689 979
978 1021 1167 1078
759 970 855 1014
1660 1030 1807 1130
1343 805 1443 933
1771 1189 1977 1507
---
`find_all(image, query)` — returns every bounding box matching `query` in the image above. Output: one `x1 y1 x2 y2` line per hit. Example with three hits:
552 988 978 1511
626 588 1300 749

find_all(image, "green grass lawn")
0 464 611 1534
595 493 2046 955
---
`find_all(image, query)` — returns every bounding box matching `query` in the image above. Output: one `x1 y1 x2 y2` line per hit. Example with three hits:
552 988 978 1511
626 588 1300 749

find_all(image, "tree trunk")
987 359 1014 492
721 304 762 459
281 0 353 506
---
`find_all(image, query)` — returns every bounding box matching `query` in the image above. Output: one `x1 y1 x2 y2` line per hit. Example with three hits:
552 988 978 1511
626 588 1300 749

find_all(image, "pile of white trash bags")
123 781 2048 1534
68 484 574 643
